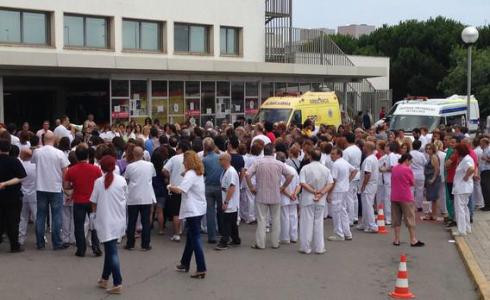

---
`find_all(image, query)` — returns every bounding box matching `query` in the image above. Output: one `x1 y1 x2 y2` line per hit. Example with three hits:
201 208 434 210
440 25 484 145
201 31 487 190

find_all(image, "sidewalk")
453 211 490 299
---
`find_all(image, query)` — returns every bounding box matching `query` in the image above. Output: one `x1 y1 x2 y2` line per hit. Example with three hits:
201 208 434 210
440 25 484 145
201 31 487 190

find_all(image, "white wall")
0 0 265 62
347 55 390 90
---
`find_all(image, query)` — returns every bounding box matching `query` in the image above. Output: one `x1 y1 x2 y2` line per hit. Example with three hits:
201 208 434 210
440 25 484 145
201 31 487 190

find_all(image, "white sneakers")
327 235 345 241
170 235 181 242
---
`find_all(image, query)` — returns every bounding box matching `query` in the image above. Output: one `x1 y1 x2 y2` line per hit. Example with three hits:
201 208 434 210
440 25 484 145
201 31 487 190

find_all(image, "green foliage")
333 17 490 117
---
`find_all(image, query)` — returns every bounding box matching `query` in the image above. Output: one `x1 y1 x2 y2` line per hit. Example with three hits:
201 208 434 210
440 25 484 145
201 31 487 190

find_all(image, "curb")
452 232 490 300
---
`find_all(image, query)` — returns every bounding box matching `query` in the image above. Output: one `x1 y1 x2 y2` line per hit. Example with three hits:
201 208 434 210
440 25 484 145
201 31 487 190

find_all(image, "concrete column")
0 76 4 124
342 81 348 116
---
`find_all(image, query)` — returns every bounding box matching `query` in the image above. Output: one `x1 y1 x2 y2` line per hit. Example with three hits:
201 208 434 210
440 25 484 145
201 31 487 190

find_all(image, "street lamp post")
461 26 479 128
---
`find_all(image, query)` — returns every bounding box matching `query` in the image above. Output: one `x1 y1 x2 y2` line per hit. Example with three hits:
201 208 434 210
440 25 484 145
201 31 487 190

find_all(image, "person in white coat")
375 141 387 209
299 149 334 254
276 152 300 244
380 142 401 225
91 155 127 294
343 133 362 225
327 148 356 241
409 140 427 211
240 141 262 224
358 141 379 233
452 144 475 236
18 149 37 245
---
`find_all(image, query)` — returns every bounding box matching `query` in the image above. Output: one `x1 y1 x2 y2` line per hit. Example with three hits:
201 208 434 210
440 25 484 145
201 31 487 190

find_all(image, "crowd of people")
0 114 489 294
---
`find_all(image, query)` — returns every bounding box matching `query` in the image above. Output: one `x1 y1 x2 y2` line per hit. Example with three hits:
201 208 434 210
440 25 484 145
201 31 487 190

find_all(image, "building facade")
338 24 376 38
0 0 387 127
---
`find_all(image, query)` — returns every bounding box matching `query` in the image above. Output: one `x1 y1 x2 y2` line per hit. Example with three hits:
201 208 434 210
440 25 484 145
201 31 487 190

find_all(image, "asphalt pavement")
0 216 477 300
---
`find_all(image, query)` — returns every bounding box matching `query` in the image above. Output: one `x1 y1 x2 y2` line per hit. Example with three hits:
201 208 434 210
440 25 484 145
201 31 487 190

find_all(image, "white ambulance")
389 95 480 133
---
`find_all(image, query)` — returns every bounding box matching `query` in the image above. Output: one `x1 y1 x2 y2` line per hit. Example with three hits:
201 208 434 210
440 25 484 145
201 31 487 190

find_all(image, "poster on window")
245 98 259 115
186 99 201 117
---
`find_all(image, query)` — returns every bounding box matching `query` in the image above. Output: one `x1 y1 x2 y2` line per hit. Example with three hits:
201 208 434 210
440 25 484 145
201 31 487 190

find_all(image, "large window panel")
169 81 185 115
220 27 239 55
140 22 159 50
174 23 209 54
231 82 244 113
122 20 139 49
85 17 107 48
0 10 21 43
23 12 47 44
64 15 84 47
201 81 215 114
111 80 129 97
189 26 206 53
174 24 189 52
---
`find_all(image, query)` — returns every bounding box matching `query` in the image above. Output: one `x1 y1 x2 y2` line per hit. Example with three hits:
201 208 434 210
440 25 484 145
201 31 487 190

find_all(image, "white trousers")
256 203 280 248
299 204 325 254
280 204 298 242
414 179 425 209
347 180 359 224
361 193 378 231
439 181 447 214
473 180 484 208
383 185 392 224
323 202 329 218
18 202 37 245
454 193 472 235
331 192 352 238
240 187 256 223
61 204 75 244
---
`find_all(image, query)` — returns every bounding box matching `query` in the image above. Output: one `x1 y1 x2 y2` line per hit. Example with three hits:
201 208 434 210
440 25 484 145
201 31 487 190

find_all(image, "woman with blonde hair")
168 151 207 279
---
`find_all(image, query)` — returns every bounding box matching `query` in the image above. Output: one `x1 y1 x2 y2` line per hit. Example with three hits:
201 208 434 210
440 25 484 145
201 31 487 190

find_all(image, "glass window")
258 108 292 124
141 22 159 50
64 14 108 48
261 82 273 104
275 83 287 95
220 27 239 55
130 80 148 117
122 20 139 49
287 83 299 93
299 83 311 94
231 82 244 113
217 81 230 97
23 12 47 44
389 115 441 132
201 81 215 114
169 81 184 115
0 9 49 45
246 82 258 97
174 23 209 53
152 80 167 97
85 17 107 48
185 81 200 98
64 15 84 47
111 80 129 97
0 10 21 43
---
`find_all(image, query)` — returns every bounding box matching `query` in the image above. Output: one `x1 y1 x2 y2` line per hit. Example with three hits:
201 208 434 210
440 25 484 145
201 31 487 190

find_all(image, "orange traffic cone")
389 254 415 299
377 204 389 234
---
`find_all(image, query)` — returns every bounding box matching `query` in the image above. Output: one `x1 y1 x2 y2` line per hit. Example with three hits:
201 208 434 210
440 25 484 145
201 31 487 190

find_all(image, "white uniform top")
124 160 156 205
31 145 70 193
251 134 271 145
164 153 185 186
452 154 474 195
383 152 400 185
10 135 21 149
360 154 379 194
331 158 355 193
281 164 299 206
377 154 387 185
299 161 333 207
343 144 362 181
419 134 432 150
409 150 427 180
99 131 119 141
220 166 240 213
53 125 73 143
178 170 207 219
324 154 333 170
437 150 447 182
36 129 53 139
90 174 128 243
242 154 259 189
21 160 37 203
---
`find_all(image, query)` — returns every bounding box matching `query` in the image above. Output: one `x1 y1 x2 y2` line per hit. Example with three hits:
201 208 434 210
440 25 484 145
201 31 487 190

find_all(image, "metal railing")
265 27 392 119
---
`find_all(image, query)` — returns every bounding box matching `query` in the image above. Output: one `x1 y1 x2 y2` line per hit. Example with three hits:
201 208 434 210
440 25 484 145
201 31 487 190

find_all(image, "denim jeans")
205 185 223 242
181 216 206 272
73 203 100 255
126 204 151 249
102 239 122 286
36 191 63 249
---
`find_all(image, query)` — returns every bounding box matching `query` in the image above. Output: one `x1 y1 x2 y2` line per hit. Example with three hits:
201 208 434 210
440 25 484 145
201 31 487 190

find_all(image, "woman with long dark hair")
91 155 128 294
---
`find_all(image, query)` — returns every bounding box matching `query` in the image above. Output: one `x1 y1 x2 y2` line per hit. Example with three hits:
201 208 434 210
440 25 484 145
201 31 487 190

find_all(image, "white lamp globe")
461 26 479 44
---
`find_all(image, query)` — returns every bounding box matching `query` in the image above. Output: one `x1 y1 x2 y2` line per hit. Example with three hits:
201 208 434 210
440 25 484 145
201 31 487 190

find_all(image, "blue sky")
293 0 490 29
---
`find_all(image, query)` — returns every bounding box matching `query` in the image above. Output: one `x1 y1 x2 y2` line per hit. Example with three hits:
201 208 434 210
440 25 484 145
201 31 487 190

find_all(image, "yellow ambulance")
256 91 341 127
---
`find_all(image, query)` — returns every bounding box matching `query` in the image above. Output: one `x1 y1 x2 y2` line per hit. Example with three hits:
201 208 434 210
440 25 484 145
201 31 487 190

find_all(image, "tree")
438 46 490 117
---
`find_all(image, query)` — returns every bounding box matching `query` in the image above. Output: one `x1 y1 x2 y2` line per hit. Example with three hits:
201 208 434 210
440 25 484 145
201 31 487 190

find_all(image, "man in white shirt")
53 115 73 144
276 152 300 244
215 153 241 250
342 133 362 225
410 140 427 211
18 149 37 246
299 149 334 254
328 148 356 241
31 131 70 250
163 141 191 242
36 121 53 145
251 123 271 146
7 123 21 149
124 146 156 251
358 141 379 233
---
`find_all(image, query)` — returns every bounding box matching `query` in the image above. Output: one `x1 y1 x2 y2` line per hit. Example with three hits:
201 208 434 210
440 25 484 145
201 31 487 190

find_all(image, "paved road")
0 217 477 300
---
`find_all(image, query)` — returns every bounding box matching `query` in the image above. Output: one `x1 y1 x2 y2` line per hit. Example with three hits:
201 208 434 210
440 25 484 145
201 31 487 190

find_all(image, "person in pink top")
391 153 425 247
